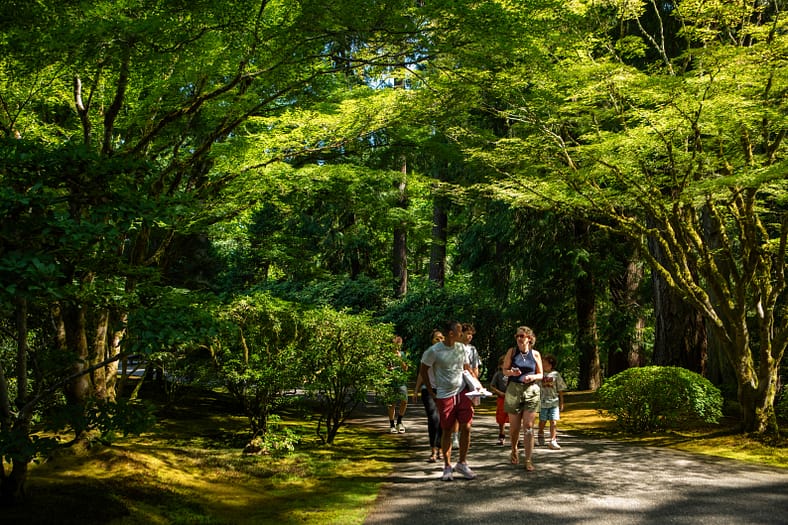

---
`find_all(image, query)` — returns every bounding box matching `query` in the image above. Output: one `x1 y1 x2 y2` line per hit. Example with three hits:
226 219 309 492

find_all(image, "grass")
558 390 788 469
5 390 407 525
5 388 786 524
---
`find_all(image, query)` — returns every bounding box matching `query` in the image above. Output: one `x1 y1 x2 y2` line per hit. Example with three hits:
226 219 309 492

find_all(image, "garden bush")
597 366 723 433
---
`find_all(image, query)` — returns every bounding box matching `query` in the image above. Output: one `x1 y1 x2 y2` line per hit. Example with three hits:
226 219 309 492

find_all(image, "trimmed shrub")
597 366 723 433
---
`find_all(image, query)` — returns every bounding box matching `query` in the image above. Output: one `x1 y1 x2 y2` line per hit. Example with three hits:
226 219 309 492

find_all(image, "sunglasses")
516 334 527 339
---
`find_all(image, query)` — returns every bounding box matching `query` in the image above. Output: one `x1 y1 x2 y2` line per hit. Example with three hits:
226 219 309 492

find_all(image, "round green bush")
597 366 723 433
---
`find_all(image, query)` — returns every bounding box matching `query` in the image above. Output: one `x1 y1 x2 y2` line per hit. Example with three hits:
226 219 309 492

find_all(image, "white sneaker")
454 462 477 480
548 440 561 450
441 466 453 481
397 423 406 434
389 426 398 433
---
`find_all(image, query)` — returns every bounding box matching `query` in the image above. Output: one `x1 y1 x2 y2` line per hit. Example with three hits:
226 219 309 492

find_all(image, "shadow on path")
351 400 788 525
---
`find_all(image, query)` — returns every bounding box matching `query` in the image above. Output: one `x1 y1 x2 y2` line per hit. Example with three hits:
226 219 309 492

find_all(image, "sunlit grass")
8 391 405 525
560 391 788 469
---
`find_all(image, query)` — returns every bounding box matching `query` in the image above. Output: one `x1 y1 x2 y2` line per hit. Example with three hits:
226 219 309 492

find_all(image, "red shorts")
435 390 474 430
496 396 509 426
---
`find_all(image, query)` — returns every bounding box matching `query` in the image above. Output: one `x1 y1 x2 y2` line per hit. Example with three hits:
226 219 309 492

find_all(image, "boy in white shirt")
538 354 568 449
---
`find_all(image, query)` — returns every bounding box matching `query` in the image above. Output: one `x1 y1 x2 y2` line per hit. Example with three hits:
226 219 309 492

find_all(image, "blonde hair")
516 326 536 345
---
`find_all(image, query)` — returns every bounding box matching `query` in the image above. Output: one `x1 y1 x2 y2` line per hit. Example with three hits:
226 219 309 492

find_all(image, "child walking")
538 354 567 449
489 354 509 445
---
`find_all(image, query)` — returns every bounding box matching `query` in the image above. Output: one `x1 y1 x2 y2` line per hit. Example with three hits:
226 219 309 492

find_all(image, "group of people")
386 322 566 480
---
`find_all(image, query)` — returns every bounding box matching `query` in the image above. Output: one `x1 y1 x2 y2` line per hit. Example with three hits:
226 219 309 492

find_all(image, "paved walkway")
355 399 788 525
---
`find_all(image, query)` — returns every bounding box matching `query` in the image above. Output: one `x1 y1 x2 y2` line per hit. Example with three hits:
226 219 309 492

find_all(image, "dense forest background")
1 0 786 504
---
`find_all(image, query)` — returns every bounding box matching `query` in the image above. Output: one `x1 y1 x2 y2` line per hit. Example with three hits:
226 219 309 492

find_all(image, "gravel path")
356 401 788 525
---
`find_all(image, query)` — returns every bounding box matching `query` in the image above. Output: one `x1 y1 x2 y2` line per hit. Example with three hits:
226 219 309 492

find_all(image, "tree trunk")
52 302 92 406
392 159 408 297
574 221 602 390
429 198 447 287
607 248 646 376
0 456 28 506
650 272 708 374
647 218 707 374
0 297 32 505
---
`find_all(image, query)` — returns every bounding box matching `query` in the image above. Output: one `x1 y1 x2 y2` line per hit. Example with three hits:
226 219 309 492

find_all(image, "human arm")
502 348 519 377
413 372 423 403
557 371 567 411
419 362 434 397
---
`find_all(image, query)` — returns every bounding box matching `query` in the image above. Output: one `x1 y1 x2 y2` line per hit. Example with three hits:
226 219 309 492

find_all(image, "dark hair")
430 329 444 344
462 323 476 334
443 320 462 336
543 354 557 367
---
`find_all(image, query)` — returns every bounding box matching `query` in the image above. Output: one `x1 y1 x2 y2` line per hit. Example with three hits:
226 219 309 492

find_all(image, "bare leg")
550 420 557 441
441 426 453 467
509 412 522 463
458 421 471 463
523 410 536 470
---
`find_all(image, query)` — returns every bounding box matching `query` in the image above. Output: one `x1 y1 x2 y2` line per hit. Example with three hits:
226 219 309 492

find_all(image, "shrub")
597 366 723 433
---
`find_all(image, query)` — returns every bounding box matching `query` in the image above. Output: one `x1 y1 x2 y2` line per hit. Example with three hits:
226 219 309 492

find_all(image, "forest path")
351 398 788 525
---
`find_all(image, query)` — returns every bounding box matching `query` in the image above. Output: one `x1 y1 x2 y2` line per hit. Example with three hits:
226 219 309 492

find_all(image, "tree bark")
429 198 447 287
574 221 602 390
607 247 646 376
0 296 32 505
646 214 708 374
392 158 408 297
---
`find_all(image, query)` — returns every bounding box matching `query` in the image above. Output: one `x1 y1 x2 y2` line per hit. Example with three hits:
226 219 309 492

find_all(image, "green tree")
301 308 393 444
460 0 787 434
0 0 453 502
212 292 303 442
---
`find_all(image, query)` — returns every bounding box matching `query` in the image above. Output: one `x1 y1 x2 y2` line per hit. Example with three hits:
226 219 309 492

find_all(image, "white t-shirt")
421 341 469 399
540 370 567 408
464 343 481 374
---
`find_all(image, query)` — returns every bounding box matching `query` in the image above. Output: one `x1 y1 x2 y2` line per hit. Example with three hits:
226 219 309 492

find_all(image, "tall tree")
574 220 602 390
0 0 450 502
460 0 787 434
393 158 409 297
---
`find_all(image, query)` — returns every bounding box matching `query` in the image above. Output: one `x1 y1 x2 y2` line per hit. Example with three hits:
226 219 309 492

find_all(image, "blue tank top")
511 349 536 384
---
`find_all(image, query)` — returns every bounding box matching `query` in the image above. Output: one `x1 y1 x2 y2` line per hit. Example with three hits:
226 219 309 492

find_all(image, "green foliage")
300 307 394 444
776 385 788 424
244 414 298 457
44 398 156 445
213 291 305 439
0 429 58 465
598 366 723 433
264 275 390 315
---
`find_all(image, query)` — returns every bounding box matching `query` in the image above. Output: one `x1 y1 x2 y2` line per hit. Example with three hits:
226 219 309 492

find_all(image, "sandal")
427 455 437 463
510 449 519 465
525 459 534 471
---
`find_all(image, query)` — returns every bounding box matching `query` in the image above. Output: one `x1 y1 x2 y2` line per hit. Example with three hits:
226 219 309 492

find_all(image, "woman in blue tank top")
502 326 543 471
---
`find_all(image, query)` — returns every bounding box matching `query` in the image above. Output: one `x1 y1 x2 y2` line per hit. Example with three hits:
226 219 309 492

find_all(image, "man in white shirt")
419 320 477 481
